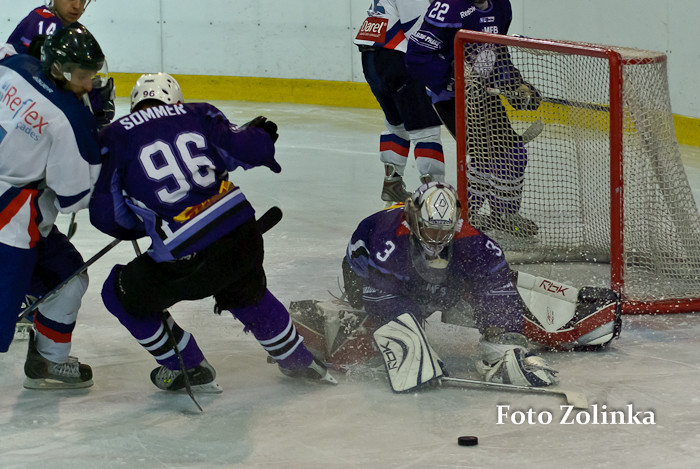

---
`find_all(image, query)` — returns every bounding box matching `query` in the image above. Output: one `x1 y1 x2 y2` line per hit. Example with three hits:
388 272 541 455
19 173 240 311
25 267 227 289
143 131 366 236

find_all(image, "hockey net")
454 31 700 314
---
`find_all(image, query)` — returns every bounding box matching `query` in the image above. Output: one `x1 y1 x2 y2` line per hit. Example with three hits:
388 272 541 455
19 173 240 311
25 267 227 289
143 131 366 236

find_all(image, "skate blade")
188 381 223 394
319 371 338 385
14 324 33 341
23 377 94 390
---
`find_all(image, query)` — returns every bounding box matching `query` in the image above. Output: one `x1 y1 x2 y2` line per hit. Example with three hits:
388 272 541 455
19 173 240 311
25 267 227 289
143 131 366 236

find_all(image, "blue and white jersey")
346 204 525 332
354 0 432 52
91 102 280 262
0 53 100 249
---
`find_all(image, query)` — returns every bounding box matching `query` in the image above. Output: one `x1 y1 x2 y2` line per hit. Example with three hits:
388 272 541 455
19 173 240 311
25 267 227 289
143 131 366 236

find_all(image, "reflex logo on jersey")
356 16 388 43
0 83 50 135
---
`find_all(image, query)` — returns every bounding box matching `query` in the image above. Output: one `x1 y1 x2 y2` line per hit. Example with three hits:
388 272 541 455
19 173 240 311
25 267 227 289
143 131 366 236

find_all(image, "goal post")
453 30 700 314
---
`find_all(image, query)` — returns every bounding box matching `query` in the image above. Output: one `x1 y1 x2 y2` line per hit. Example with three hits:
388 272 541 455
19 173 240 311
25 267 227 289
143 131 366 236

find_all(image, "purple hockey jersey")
346 205 526 332
405 0 514 100
90 102 280 262
7 6 63 47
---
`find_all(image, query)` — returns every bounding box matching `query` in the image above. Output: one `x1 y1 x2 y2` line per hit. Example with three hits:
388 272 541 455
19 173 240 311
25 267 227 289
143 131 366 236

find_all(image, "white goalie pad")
373 313 444 393
516 272 621 350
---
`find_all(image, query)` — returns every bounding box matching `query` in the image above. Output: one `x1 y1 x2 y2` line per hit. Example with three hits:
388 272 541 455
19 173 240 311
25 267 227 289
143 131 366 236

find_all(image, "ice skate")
381 164 411 204
14 317 34 341
150 358 223 393
15 295 37 341
381 176 411 204
279 357 338 385
23 329 94 389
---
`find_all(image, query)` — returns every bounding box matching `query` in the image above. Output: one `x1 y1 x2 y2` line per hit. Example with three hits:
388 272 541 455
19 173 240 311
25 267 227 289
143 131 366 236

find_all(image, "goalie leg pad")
373 313 444 393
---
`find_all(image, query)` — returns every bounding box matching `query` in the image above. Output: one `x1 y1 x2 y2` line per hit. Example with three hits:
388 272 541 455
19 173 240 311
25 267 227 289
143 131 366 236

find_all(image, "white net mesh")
456 34 700 309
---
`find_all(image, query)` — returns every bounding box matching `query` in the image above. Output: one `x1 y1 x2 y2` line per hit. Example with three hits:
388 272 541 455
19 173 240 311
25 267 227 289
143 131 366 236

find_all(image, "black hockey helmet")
41 23 107 87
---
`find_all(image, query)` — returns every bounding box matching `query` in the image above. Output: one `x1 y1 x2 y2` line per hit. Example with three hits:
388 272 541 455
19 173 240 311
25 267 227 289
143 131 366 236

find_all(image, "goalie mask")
130 72 184 112
405 182 460 259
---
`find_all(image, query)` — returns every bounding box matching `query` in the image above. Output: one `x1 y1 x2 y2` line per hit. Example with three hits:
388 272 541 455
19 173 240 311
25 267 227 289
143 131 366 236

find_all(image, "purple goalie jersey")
346 205 525 332
90 102 280 262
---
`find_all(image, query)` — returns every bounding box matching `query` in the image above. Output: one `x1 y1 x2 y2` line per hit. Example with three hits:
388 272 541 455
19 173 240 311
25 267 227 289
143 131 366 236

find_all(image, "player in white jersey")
354 0 445 204
0 24 105 389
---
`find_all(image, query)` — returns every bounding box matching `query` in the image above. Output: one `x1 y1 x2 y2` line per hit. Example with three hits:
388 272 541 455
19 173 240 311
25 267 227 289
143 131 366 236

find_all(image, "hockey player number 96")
139 132 217 204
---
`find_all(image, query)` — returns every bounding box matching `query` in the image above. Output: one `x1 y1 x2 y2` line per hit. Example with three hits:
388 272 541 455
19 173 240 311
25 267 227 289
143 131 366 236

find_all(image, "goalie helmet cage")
453 30 700 315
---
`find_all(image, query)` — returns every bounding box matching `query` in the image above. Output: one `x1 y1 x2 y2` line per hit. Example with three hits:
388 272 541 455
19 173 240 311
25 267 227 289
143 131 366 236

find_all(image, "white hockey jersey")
354 0 431 53
0 53 101 249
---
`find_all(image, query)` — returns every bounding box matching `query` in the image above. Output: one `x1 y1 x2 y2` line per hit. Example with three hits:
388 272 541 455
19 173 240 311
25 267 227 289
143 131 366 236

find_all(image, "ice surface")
1 99 699 468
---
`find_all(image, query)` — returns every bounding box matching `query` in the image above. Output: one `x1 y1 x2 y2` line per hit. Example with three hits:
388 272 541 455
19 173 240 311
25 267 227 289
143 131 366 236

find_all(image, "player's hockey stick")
135 206 283 412
129 239 205 412
440 376 588 409
487 87 610 113
66 213 78 239
256 206 283 234
520 119 545 145
18 238 122 321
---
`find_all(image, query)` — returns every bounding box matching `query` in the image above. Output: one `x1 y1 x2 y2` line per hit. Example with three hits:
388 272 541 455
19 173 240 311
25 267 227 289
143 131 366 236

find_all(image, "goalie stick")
441 376 588 409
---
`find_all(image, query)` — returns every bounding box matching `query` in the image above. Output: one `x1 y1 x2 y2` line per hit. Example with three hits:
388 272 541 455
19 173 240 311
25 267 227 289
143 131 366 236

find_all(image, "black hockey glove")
243 115 279 143
89 77 116 128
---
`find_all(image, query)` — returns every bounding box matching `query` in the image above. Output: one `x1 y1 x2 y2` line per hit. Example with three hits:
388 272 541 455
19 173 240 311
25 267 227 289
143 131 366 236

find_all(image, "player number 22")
428 2 449 21
139 132 216 204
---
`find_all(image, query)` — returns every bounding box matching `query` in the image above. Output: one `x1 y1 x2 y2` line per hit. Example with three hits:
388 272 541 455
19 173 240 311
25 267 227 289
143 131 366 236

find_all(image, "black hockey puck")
458 436 478 446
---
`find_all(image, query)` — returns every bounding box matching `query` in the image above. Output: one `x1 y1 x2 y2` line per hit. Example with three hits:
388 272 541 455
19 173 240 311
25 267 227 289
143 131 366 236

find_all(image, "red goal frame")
453 30 700 315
